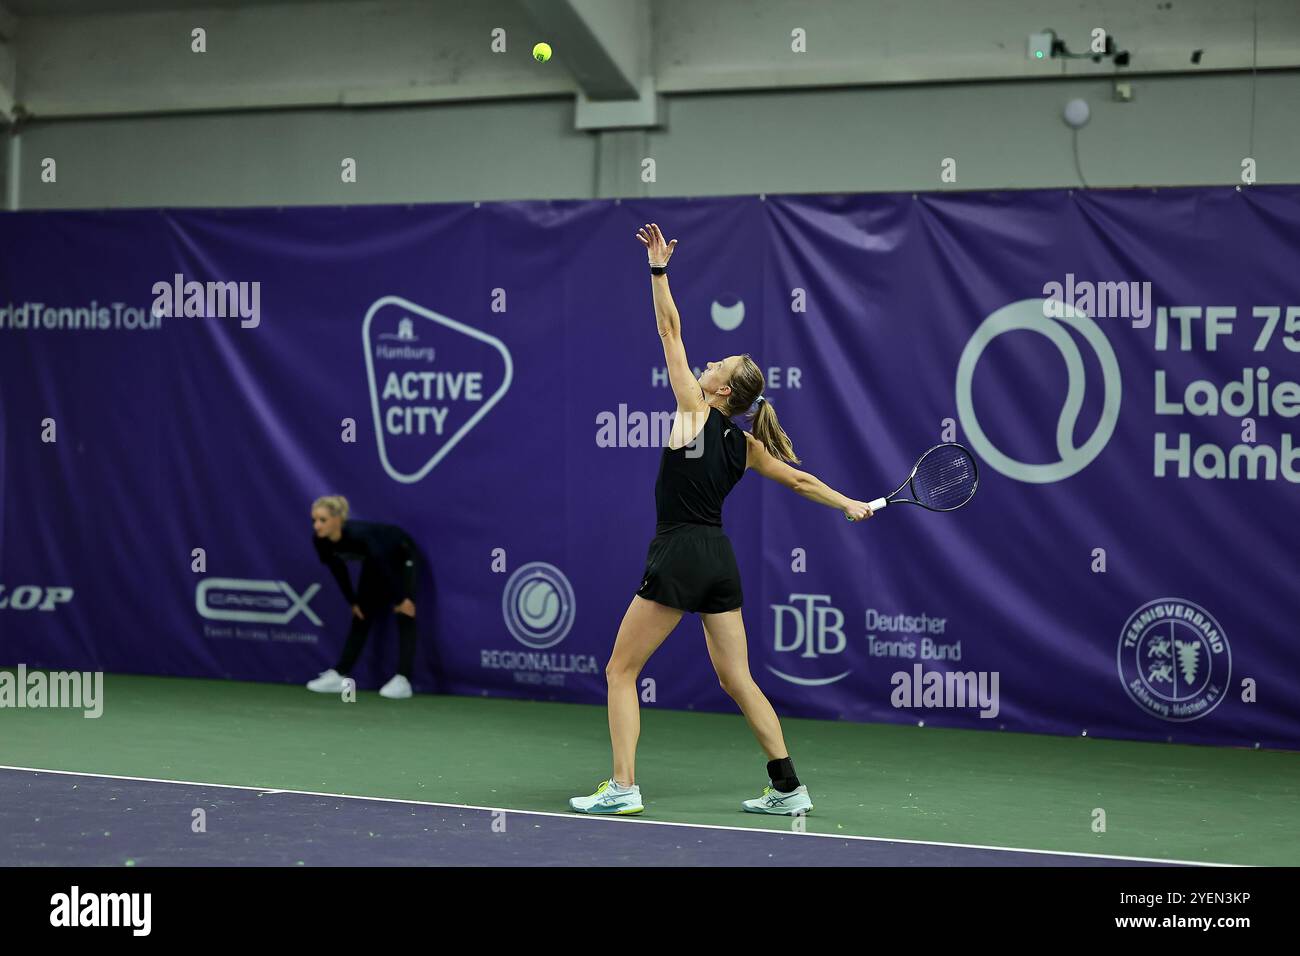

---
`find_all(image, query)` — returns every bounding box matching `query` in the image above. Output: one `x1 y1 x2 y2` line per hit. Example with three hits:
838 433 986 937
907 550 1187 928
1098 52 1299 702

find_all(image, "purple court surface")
1 768 1190 867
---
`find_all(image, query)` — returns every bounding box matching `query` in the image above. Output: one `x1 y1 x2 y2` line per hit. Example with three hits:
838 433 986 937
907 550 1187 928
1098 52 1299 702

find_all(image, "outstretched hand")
636 223 677 267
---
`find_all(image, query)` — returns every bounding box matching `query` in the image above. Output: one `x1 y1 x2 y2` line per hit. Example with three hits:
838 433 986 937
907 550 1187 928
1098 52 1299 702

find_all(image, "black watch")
650 266 667 275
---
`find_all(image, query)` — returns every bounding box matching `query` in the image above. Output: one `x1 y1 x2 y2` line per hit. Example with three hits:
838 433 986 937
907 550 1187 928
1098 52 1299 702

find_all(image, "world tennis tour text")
1149 305 1300 483
0 301 161 331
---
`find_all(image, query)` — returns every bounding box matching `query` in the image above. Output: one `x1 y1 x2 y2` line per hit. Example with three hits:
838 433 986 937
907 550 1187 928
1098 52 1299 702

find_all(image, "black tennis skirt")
635 523 743 614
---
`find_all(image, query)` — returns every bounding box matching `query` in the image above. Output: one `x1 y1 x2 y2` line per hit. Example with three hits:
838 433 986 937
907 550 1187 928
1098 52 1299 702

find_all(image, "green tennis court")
2 672 1294 867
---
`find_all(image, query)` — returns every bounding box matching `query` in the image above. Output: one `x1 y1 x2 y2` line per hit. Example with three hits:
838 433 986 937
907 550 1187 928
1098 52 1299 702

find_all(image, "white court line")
0 764 1239 867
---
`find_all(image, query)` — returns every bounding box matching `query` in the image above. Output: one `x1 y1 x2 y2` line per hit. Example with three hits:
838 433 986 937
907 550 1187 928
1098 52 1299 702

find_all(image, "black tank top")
654 406 748 532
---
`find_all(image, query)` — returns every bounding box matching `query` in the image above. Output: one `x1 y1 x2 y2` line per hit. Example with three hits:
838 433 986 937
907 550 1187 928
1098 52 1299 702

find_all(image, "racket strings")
910 446 977 510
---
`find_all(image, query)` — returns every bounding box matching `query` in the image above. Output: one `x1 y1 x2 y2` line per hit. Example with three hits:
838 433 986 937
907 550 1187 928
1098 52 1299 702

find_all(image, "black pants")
335 544 419 677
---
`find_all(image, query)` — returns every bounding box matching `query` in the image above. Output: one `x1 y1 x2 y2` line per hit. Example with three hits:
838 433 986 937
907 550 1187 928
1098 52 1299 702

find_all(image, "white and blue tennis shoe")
568 779 644 815
742 783 814 815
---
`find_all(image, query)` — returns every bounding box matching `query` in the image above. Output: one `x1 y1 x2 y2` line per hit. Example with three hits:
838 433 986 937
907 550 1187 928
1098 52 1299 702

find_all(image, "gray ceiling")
5 0 341 15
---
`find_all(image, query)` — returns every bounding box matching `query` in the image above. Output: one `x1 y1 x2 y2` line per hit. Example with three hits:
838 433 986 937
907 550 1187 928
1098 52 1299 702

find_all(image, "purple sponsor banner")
1 189 1298 749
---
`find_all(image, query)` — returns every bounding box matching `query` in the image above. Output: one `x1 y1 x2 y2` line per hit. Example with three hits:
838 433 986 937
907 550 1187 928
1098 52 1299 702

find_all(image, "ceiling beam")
518 0 646 101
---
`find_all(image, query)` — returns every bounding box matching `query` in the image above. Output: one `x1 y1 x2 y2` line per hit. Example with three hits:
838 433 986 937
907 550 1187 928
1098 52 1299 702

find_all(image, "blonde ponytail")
747 398 800 464
726 355 800 464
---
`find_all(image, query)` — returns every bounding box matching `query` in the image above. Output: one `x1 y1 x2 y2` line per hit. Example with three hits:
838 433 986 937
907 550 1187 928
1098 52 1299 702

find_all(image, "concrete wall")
3 0 1298 209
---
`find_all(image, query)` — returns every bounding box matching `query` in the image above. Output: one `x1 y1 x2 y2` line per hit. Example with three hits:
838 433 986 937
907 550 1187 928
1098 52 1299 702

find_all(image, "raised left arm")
637 223 706 412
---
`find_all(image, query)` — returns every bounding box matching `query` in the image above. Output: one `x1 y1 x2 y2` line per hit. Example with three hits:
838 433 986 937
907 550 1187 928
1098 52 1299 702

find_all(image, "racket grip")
868 497 887 512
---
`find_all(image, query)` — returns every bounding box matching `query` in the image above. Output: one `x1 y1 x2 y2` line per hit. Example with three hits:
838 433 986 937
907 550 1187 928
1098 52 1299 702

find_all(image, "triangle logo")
363 295 513 484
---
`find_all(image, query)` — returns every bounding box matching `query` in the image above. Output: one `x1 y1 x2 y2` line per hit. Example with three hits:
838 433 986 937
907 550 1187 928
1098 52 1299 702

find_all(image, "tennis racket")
851 443 979 519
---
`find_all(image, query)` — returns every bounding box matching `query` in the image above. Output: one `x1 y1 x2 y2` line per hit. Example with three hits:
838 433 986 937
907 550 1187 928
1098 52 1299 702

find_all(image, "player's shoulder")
740 427 765 466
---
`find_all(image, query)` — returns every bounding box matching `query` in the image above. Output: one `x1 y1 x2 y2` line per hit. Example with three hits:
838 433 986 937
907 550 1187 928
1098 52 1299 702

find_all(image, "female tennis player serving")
569 224 875 817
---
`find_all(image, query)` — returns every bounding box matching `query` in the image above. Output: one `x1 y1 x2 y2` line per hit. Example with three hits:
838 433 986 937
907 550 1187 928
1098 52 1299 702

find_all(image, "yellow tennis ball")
532 42 552 62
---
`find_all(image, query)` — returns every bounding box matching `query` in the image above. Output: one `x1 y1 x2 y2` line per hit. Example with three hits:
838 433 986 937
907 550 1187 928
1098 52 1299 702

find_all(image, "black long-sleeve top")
312 520 414 605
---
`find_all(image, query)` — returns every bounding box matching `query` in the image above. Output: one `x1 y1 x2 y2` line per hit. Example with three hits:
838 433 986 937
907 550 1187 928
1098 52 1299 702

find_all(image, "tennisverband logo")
1118 598 1231 722
956 298 1122 483
502 562 576 650
363 296 513 484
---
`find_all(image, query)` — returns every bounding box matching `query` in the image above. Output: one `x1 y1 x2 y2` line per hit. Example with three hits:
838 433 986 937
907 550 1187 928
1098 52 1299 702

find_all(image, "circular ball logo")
1117 598 1231 723
502 562 576 649
955 298 1122 483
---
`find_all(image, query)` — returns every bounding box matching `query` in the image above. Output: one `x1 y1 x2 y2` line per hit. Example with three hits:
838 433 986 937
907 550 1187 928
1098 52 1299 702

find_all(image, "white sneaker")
568 779 644 815
306 669 347 693
378 674 413 699
742 783 813 815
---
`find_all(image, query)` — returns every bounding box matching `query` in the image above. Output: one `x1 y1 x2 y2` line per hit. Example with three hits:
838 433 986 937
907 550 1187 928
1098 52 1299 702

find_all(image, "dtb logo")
765 594 851 686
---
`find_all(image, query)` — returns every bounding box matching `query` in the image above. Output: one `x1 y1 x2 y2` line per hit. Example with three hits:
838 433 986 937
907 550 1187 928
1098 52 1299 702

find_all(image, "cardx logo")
195 578 323 625
363 296 513 484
